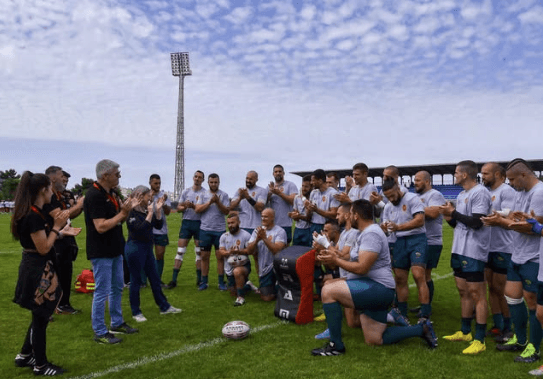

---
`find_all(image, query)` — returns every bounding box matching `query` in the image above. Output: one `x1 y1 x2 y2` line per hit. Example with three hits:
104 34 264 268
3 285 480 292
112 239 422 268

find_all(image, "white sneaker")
160 306 182 315
133 314 147 322
234 297 246 306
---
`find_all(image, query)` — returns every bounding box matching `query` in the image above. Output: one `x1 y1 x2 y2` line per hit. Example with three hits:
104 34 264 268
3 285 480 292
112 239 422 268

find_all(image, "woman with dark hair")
11 171 81 376
125 185 181 322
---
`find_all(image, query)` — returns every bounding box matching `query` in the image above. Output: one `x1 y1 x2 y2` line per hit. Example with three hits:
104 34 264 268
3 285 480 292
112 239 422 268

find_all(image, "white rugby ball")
222 320 250 340
227 254 249 267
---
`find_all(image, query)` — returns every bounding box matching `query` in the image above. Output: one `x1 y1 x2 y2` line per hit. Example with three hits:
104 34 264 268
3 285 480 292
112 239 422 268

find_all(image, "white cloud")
518 6 543 24
224 7 253 24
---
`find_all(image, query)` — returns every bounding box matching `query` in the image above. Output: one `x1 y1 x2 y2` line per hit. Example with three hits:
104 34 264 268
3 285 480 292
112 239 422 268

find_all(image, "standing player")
326 172 340 190
482 158 543 363
289 175 312 247
247 208 287 301
217 213 253 306
149 174 171 284
480 163 515 340
335 163 377 204
195 173 230 291
440 160 491 355
381 179 430 322
305 169 340 234
166 170 205 289
311 200 437 356
230 171 267 235
414 170 446 309
370 165 408 210
268 164 298 244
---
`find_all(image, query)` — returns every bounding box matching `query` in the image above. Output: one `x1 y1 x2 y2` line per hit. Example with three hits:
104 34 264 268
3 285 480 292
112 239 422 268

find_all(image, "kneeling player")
311 200 437 356
218 213 254 306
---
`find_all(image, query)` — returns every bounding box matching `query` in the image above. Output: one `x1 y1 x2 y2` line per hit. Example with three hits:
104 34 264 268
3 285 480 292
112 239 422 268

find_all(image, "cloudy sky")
1 0 542 197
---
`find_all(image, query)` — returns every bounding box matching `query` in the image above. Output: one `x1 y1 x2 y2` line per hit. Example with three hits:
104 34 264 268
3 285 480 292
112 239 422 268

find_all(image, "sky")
1 0 543 197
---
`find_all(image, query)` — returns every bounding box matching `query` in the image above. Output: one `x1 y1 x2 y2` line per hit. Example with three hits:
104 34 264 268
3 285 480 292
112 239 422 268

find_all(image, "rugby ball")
227 254 249 267
222 320 250 340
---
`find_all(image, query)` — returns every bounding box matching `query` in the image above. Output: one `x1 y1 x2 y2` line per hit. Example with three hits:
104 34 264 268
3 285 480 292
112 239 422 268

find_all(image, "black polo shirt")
84 183 125 260
43 192 77 254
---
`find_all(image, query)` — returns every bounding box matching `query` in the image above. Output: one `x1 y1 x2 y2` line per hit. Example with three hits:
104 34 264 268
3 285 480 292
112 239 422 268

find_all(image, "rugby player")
268 164 298 244
311 199 437 356
480 163 515 340
289 175 312 247
305 169 340 235
334 163 377 205
440 160 491 355
149 174 171 284
370 165 408 210
482 158 543 362
194 173 230 291
166 170 206 289
230 171 268 235
381 179 430 322
247 208 287 301
326 172 340 190
217 213 253 306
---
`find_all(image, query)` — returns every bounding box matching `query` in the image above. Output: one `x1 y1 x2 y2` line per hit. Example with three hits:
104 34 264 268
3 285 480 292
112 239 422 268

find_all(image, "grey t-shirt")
178 186 206 221
249 225 287 277
512 181 543 264
348 182 378 202
220 229 252 276
197 189 229 232
489 183 515 254
347 224 395 289
152 190 171 235
269 181 298 227
381 205 397 244
418 188 446 245
232 185 268 229
292 194 310 229
451 184 491 262
383 192 426 238
337 228 360 279
309 187 340 225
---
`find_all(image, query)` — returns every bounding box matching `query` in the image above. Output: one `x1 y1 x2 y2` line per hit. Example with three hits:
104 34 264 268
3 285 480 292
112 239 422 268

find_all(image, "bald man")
480 163 515 341
230 171 268 236
247 208 287 301
414 171 446 310
482 159 543 362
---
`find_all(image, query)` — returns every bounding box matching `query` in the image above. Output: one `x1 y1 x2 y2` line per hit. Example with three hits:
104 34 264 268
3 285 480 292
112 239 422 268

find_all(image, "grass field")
0 212 536 378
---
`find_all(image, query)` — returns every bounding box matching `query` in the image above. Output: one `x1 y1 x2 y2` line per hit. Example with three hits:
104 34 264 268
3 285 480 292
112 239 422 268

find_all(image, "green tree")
0 169 21 200
73 177 95 196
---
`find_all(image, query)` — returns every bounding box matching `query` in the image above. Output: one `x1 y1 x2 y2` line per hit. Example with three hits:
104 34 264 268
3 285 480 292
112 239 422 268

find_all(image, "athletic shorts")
226 262 251 288
199 230 223 251
392 233 427 270
451 254 485 282
507 261 539 293
310 223 324 235
426 244 443 270
346 278 395 324
259 270 277 296
153 234 169 247
537 282 543 306
281 226 292 245
179 219 201 240
293 227 312 247
486 251 511 275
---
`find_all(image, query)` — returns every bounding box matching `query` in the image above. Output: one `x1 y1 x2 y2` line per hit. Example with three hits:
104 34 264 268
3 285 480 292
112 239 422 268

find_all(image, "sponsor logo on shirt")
491 195 496 202
402 204 407 212
322 196 326 202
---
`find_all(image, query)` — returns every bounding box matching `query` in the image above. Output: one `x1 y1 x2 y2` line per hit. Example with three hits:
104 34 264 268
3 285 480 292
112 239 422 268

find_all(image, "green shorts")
153 234 169 247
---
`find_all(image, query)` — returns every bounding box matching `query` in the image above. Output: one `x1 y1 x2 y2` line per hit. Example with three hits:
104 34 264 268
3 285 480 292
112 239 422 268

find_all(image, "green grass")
0 213 533 378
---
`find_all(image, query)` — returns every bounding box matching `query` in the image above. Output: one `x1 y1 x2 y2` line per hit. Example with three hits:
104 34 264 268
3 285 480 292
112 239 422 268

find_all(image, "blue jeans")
91 255 125 336
125 240 170 315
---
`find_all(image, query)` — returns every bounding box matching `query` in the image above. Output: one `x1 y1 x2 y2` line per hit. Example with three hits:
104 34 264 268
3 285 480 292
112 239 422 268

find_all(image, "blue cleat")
315 329 330 340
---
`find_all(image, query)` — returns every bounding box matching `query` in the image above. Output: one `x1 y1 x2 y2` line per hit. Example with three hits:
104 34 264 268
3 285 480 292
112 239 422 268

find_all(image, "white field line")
68 322 284 379
409 271 454 288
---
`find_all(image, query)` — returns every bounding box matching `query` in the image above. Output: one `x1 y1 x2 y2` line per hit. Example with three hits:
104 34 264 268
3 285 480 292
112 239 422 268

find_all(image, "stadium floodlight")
171 52 192 200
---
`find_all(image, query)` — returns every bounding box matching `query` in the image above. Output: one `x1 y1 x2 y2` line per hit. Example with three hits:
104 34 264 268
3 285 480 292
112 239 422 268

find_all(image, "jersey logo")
402 204 407 212
268 235 273 241
322 196 326 202
280 186 284 192
421 198 425 203
196 196 199 201
252 192 256 197
491 195 496 202
464 198 468 204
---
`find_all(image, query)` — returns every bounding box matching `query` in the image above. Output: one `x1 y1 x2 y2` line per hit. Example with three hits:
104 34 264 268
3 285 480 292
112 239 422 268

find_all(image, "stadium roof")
291 159 543 180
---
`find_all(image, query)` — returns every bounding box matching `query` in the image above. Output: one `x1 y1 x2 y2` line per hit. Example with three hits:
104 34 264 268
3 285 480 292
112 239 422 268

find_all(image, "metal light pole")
171 52 192 200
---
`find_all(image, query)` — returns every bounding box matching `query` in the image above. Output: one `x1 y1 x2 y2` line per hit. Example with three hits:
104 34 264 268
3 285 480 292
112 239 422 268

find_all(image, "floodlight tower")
171 52 192 200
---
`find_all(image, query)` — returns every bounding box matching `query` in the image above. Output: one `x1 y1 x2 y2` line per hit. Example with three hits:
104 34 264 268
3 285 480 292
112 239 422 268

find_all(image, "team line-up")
9 158 543 376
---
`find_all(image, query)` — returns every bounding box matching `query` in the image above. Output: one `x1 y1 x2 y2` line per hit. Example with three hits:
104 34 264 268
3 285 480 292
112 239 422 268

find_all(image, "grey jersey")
197 189 229 232
347 224 395 289
383 192 426 238
337 228 360 279
269 181 298 227
309 187 340 224
178 186 206 221
232 185 268 229
489 183 515 254
348 182 378 202
249 225 287 277
512 181 543 264
292 194 310 229
418 188 445 245
152 190 171 235
220 229 251 276
381 205 397 244
451 184 491 262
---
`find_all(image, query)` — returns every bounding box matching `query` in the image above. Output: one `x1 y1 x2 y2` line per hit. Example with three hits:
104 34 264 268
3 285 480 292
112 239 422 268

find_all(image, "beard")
229 225 240 234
